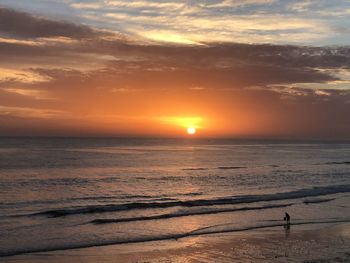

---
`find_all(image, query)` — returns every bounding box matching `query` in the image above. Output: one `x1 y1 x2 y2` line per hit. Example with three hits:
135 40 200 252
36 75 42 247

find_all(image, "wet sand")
3 223 350 263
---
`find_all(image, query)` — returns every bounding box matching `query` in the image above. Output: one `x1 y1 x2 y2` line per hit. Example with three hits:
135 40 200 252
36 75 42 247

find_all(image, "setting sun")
187 127 196 135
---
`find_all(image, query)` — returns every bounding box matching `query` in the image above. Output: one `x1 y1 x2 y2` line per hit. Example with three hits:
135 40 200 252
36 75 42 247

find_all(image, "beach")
3 222 350 263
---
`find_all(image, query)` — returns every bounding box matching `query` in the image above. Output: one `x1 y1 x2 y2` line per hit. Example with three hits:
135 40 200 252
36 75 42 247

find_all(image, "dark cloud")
0 7 110 39
1 40 347 88
25 42 345 93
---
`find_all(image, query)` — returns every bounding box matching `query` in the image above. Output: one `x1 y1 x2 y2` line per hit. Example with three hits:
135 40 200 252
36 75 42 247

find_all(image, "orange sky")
0 3 350 139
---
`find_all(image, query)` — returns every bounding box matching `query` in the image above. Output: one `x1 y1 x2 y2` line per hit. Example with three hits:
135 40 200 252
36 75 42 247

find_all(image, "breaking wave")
90 203 294 224
32 184 350 218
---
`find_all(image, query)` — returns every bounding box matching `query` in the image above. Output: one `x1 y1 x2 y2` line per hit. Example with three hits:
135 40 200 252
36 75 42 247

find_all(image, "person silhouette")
284 212 290 224
283 212 291 238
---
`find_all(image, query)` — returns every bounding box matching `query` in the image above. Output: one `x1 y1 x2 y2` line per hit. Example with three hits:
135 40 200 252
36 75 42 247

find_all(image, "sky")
0 0 349 138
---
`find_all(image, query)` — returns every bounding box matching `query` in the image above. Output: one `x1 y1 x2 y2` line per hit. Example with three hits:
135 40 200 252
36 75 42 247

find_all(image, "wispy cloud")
0 105 64 119
65 0 350 45
2 88 52 99
0 68 51 84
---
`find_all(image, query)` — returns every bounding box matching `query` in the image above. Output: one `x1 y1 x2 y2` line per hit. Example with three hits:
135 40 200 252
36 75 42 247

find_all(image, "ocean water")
0 137 350 257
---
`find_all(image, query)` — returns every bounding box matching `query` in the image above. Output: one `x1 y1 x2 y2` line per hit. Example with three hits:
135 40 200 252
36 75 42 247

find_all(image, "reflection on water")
0 138 350 257
284 223 290 238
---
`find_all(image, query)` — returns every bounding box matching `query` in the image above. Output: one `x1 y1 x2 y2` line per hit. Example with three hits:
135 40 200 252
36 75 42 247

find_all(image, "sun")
187 127 196 135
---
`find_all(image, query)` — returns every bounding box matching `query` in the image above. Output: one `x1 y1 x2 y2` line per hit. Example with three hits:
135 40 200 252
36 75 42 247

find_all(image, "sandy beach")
3 222 350 263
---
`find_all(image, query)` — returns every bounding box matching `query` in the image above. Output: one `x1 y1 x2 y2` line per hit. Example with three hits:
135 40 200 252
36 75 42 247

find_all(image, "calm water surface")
0 138 349 257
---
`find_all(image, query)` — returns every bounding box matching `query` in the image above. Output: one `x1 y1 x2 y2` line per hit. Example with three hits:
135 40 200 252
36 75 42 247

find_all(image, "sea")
0 137 349 258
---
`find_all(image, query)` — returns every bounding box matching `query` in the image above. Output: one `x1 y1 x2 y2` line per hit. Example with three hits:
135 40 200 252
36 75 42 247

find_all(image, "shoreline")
3 222 350 263
2 218 350 258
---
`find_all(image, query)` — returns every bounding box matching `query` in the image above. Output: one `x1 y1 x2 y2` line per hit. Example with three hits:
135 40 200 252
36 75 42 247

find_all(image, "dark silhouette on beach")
283 212 291 237
284 212 290 224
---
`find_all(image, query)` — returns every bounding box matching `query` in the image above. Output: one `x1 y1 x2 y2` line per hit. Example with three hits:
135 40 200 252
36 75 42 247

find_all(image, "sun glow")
187 127 196 135
157 116 202 135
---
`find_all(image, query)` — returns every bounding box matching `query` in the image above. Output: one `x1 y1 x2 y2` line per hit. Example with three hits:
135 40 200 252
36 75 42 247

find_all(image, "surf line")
2 218 350 258
90 203 294 224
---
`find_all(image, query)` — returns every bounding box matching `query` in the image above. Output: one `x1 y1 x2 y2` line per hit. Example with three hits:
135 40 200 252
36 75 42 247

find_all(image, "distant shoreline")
1 136 350 144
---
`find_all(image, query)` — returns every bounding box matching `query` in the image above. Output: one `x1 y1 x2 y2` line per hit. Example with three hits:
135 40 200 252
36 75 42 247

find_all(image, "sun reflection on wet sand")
7 224 350 263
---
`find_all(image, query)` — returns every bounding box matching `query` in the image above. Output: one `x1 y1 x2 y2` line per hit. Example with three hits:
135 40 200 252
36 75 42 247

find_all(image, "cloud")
2 0 350 45
1 31 349 90
0 105 64 119
203 0 278 9
64 0 350 45
0 68 51 84
104 1 185 9
103 12 324 44
0 7 111 39
2 88 52 99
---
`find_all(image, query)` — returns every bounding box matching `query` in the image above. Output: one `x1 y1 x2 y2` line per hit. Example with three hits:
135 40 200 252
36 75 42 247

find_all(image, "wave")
182 166 246 171
182 168 209 171
189 218 350 236
324 161 350 165
2 218 350 258
32 184 350 218
90 203 294 224
180 192 203 196
217 166 246 170
0 195 119 207
303 198 335 204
